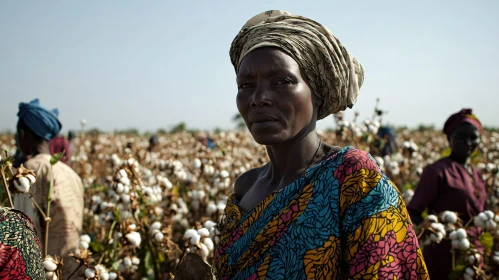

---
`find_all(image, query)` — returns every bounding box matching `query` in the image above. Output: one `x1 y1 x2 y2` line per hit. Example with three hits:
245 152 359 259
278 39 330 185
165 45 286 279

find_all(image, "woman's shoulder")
233 164 267 201
422 157 453 174
331 146 382 174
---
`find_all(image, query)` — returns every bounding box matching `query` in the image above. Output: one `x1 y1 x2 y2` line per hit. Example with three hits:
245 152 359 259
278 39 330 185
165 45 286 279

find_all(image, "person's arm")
338 150 429 279
406 165 441 224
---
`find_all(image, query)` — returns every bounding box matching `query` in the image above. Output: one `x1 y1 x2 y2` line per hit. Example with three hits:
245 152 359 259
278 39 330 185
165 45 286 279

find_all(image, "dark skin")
448 123 480 165
234 47 337 212
17 123 51 157
409 122 480 224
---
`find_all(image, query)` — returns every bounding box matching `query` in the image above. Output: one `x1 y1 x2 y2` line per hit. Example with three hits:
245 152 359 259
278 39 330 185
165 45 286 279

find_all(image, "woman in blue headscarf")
14 99 84 279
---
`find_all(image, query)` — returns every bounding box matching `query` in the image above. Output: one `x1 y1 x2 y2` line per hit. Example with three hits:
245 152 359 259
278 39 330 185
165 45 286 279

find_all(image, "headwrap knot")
17 99 62 141
443 108 482 136
230 10 365 119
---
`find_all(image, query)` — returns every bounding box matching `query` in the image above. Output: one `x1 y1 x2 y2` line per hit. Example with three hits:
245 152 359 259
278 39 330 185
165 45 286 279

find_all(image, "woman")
214 10 428 279
408 108 486 279
0 207 44 279
13 99 84 279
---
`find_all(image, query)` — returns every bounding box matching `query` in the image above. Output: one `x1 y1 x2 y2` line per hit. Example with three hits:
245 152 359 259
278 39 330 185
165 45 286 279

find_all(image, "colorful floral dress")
0 207 44 279
214 146 429 279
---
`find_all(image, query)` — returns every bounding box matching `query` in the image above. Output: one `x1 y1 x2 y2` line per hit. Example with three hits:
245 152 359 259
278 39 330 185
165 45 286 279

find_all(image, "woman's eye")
238 83 253 89
275 79 292 85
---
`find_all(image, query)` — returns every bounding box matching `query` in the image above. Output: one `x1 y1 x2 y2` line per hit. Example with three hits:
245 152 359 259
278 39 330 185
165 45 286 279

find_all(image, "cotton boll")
464 267 475 277
206 202 217 216
190 234 201 246
121 194 131 204
85 268 96 278
184 229 199 240
150 222 161 231
80 234 91 243
45 271 57 280
132 257 140 265
199 243 210 259
455 228 467 240
126 232 142 248
449 231 458 240
478 212 488 222
154 231 164 242
95 265 106 274
43 258 58 272
14 177 30 193
217 202 227 212
120 177 130 186
493 256 499 264
123 257 132 268
430 233 441 243
204 220 217 230
485 220 497 229
430 223 445 233
25 174 36 185
458 239 470 250
467 253 481 265
197 228 210 237
426 215 438 223
100 201 109 211
79 241 89 249
100 272 110 280
203 238 214 251
118 169 127 179
474 216 485 228
220 170 229 178
109 272 118 280
484 210 495 220
193 158 202 169
451 239 460 249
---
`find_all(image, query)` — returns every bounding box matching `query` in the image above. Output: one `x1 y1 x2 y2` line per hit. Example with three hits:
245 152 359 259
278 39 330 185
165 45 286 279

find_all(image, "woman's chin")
250 132 287 146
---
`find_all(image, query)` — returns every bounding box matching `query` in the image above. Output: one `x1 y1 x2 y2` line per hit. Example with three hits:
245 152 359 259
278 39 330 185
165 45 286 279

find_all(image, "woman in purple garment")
408 108 486 279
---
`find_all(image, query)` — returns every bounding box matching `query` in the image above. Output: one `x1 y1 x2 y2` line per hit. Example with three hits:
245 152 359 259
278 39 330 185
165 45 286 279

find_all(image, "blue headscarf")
377 126 397 139
17 99 62 141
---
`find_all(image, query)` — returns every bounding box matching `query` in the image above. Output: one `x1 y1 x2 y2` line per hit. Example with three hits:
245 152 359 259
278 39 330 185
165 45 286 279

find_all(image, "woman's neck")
30 141 51 157
265 130 323 184
449 153 468 166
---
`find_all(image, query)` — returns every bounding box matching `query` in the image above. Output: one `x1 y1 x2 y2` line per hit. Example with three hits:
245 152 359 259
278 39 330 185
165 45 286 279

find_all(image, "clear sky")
1 0 498 133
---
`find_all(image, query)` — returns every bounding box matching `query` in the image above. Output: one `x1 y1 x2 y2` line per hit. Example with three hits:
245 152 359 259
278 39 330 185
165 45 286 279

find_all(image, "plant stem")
45 165 55 257
30 195 48 220
451 249 455 269
0 168 14 208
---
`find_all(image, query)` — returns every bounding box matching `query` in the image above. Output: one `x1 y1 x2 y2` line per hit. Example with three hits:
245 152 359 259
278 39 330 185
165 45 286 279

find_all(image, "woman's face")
236 48 317 145
449 123 480 160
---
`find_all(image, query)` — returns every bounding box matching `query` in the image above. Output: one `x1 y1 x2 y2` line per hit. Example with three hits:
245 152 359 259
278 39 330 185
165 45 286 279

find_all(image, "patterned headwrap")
443 108 482 136
230 10 365 119
17 99 62 141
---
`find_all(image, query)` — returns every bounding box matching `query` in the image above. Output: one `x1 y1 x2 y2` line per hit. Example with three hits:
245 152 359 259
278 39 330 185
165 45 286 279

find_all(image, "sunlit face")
449 123 480 159
236 48 317 145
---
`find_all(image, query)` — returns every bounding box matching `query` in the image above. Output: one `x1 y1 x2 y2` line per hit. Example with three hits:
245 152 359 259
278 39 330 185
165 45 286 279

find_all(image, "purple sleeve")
407 165 440 212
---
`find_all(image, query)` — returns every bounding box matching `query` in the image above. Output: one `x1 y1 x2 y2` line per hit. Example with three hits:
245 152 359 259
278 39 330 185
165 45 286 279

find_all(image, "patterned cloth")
230 10 365 120
0 207 44 279
214 146 428 279
13 153 84 279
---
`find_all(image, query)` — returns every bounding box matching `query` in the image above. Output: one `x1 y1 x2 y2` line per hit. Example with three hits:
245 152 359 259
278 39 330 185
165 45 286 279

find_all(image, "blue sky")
1 0 498 133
